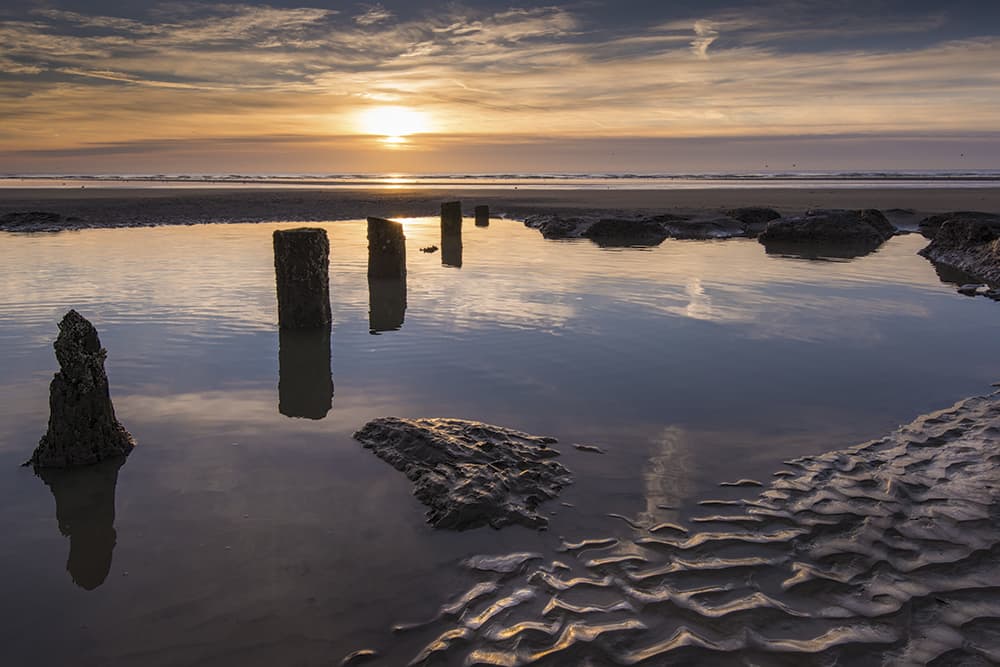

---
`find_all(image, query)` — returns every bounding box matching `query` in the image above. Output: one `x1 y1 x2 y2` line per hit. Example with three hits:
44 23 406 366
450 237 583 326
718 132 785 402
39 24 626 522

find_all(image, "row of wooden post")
271 202 489 419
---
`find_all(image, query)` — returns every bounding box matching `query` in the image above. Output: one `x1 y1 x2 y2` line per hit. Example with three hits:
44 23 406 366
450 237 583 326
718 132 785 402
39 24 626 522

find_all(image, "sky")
1 0 999 174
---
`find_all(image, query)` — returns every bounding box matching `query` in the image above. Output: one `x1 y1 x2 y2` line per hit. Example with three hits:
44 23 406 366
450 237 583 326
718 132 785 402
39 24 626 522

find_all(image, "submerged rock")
657 215 745 240
28 310 135 468
353 417 572 530
918 214 1000 285
917 211 999 240
0 211 85 232
758 209 895 251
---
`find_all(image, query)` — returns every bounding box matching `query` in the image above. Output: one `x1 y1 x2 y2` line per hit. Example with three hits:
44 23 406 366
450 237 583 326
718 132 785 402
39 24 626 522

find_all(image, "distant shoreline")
2 187 1000 232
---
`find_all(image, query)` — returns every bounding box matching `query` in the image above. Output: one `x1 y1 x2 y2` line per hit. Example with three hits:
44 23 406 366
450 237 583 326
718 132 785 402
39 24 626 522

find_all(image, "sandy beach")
2 187 1000 230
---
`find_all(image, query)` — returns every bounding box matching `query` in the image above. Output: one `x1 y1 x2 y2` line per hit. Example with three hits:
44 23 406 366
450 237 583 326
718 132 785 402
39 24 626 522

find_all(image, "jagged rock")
353 417 572 530
919 215 1000 285
725 207 781 237
918 211 999 240
758 209 895 251
28 311 135 468
0 211 85 232
273 227 331 329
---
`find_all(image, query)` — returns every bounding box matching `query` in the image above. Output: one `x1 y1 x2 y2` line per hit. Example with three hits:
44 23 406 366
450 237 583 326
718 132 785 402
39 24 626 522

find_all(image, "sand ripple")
364 391 1000 665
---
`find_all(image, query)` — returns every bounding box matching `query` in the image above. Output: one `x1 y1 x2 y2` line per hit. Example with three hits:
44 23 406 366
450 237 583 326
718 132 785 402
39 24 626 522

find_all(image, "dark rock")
0 211 85 232
273 228 331 329
957 283 984 296
523 215 589 239
919 215 1000 285
917 211 999 240
475 205 490 227
583 218 669 246
367 217 406 279
419 245 438 253
725 207 781 237
758 209 894 253
660 216 746 240
36 457 124 589
353 417 572 530
29 310 135 468
278 328 333 419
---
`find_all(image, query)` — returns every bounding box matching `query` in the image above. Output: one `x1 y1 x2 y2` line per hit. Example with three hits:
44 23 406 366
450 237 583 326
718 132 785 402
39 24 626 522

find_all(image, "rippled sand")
366 391 1000 666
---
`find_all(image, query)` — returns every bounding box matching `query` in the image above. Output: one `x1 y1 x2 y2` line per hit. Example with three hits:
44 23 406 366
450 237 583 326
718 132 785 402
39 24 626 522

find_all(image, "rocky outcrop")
657 215 746 240
273 227 332 329
582 218 671 246
918 214 1000 285
917 211 999 240
725 207 781 237
353 417 572 530
0 211 85 232
28 311 135 468
523 213 758 245
758 209 895 252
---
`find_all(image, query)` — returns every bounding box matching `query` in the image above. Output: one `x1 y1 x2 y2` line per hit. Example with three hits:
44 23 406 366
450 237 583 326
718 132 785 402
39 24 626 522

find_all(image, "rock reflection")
929 259 981 287
36 458 125 590
761 240 880 261
368 276 407 333
278 328 333 419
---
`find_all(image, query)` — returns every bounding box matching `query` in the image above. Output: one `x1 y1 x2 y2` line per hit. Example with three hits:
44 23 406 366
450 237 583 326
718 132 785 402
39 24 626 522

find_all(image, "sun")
357 106 431 145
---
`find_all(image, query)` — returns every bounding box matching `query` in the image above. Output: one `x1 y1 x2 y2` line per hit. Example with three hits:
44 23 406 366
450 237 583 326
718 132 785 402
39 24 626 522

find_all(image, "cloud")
691 19 718 58
355 4 393 27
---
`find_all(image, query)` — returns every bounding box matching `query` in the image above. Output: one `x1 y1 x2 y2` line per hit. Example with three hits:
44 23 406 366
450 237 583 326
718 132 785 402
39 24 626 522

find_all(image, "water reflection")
637 426 695 526
761 240 880 260
36 458 125 591
929 259 981 286
278 328 333 419
368 277 406 333
442 230 463 268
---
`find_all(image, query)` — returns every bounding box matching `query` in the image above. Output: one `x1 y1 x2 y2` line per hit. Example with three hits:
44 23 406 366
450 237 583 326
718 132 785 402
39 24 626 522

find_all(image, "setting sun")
357 106 431 145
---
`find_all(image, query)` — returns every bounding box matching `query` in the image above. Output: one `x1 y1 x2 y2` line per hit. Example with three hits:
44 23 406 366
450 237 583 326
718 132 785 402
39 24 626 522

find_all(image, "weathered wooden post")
475 205 490 227
28 310 135 468
273 227 331 329
367 217 406 279
441 201 462 235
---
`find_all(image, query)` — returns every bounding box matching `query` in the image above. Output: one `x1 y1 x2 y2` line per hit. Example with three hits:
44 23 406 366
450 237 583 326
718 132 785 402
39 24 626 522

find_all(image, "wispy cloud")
355 3 393 27
691 19 718 58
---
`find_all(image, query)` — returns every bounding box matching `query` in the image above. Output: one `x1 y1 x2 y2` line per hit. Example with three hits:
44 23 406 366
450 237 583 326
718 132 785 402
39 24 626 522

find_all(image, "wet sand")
2 187 1000 229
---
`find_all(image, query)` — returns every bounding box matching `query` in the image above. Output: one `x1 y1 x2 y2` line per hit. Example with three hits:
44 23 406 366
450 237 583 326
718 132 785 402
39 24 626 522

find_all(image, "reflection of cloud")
638 426 695 526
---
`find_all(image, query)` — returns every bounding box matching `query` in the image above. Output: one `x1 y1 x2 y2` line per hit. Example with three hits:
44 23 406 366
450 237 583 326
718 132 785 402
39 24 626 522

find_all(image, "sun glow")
357 106 431 146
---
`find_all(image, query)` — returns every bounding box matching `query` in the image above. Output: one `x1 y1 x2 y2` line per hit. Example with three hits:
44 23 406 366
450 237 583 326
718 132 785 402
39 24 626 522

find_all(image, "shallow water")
0 218 997 666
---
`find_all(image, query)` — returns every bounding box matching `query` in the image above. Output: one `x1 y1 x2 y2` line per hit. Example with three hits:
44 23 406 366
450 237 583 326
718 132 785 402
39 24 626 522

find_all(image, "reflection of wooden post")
441 201 462 235
279 328 333 419
273 228 331 329
368 277 407 333
475 205 489 227
367 217 406 279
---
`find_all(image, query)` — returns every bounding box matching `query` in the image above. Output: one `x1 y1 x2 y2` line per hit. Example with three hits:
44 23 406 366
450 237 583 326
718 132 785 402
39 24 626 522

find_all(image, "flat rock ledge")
28 310 135 468
353 417 572 530
918 213 1000 285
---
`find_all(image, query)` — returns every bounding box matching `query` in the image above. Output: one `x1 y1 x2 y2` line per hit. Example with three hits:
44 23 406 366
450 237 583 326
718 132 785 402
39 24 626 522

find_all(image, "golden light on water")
356 106 431 147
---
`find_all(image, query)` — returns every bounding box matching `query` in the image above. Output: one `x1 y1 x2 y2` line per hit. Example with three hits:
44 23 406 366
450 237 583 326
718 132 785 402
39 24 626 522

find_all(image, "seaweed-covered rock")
583 218 670 246
0 211 85 233
918 215 1000 285
725 207 781 237
758 209 895 250
353 417 572 530
29 311 135 468
917 211 999 240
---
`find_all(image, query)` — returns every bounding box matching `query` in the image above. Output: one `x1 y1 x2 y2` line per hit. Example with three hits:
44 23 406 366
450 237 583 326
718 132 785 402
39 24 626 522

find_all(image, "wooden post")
273 228 331 329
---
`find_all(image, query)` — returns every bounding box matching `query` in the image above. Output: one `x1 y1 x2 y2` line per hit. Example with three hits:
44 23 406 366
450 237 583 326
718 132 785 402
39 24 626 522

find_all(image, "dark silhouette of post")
279 328 333 419
273 228 331 329
367 217 406 279
441 201 463 268
475 205 490 227
36 458 125 590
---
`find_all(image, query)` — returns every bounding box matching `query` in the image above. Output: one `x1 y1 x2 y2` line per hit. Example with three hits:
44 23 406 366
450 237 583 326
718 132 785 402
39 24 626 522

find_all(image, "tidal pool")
0 217 997 665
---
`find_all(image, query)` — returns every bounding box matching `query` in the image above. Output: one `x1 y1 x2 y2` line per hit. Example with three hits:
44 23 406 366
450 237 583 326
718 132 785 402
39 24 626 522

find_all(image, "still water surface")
0 218 997 665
